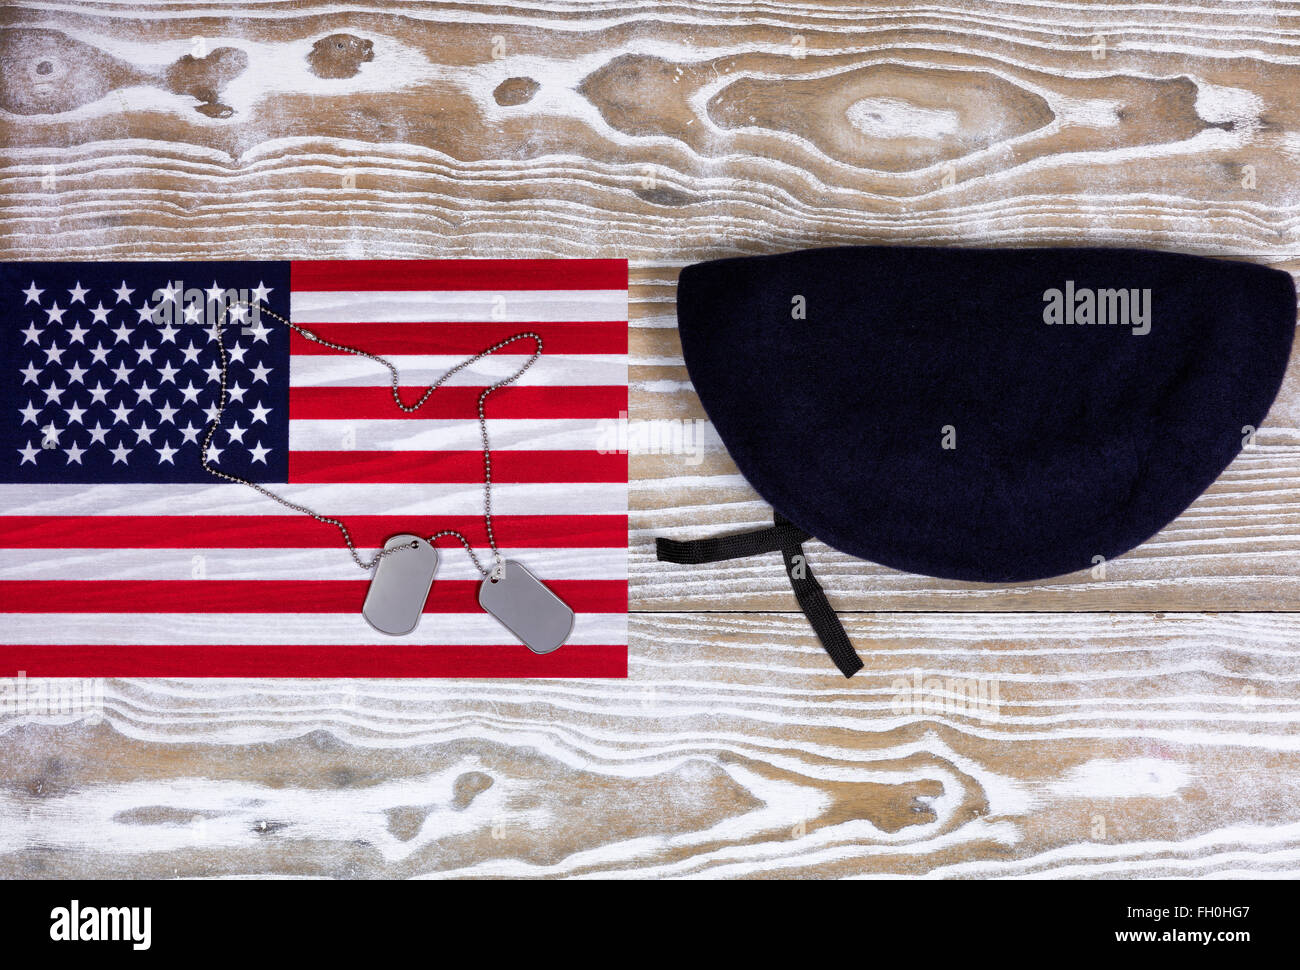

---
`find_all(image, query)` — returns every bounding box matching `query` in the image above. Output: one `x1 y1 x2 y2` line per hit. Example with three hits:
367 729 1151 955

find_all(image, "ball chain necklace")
199 300 575 655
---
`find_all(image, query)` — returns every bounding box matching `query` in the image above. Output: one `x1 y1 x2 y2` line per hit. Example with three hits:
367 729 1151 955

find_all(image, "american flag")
0 260 628 677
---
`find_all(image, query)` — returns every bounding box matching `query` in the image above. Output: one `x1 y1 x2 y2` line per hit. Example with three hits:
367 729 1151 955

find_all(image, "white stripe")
0 613 627 646
289 353 626 388
290 290 627 323
0 482 627 516
0 548 627 582
289 418 617 452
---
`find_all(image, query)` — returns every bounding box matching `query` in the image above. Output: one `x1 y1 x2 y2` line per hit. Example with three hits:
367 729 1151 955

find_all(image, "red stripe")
290 385 627 420
0 515 628 549
289 322 626 355
1 580 627 614
290 260 627 292
287 450 627 484
0 643 628 677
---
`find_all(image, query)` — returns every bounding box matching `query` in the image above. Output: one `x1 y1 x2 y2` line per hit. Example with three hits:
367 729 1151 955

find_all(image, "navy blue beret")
659 247 1297 675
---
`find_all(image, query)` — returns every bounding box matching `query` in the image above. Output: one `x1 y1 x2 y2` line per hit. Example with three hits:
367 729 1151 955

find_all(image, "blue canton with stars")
1 262 291 484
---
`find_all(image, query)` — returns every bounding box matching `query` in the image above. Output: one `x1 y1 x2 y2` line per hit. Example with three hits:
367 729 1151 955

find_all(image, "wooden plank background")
3 0 1300 878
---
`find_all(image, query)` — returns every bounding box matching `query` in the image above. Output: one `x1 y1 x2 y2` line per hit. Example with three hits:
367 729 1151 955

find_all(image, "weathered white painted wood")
3 612 1299 877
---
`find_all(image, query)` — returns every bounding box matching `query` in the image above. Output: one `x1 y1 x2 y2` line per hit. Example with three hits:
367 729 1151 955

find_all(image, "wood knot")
494 76 540 106
163 47 248 119
452 770 494 809
308 33 375 79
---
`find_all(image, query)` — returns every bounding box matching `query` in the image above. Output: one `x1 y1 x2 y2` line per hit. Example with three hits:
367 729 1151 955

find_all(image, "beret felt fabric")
676 246 1295 581
660 246 1296 673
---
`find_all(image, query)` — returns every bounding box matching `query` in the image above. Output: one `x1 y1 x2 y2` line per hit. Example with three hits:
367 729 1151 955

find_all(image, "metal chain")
199 301 542 576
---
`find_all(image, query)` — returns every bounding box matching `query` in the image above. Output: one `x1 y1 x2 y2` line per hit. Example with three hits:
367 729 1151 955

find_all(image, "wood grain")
3 0 1300 878
5 613 1300 878
3 1 1299 261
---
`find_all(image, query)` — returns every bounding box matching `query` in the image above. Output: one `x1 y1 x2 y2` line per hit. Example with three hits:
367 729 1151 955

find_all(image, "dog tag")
478 560 574 654
363 534 439 636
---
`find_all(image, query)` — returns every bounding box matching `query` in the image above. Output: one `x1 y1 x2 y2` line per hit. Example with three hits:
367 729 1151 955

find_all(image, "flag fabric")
0 260 628 677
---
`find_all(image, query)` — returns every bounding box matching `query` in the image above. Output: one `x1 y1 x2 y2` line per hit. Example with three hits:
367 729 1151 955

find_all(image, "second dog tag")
478 560 574 654
363 534 439 636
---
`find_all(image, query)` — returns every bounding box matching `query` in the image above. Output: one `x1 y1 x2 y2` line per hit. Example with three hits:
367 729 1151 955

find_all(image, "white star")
158 323 179 344
18 442 40 465
179 381 202 404
156 441 179 465
136 341 158 365
180 342 202 365
65 321 88 344
65 402 87 425
204 361 222 385
45 302 65 324
86 421 110 445
202 403 222 424
87 381 110 405
64 441 86 465
22 281 43 305
250 281 273 303
88 342 111 365
67 281 89 304
89 302 111 324
110 402 134 424
205 281 226 303
248 441 271 464
110 442 132 465
65 361 87 385
179 418 204 444
156 401 179 425
18 402 41 424
113 281 134 303
132 422 155 446
246 322 271 344
20 362 42 384
249 362 272 384
228 303 249 323
135 302 157 325
158 282 179 303
110 361 132 384
43 342 63 366
226 381 248 403
227 343 248 364
134 380 158 405
183 302 203 324
203 441 224 464
156 361 179 384
248 402 272 424
40 421 59 444
178 421 202 445
110 321 132 344
21 322 41 345
226 421 248 444
42 383 63 406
